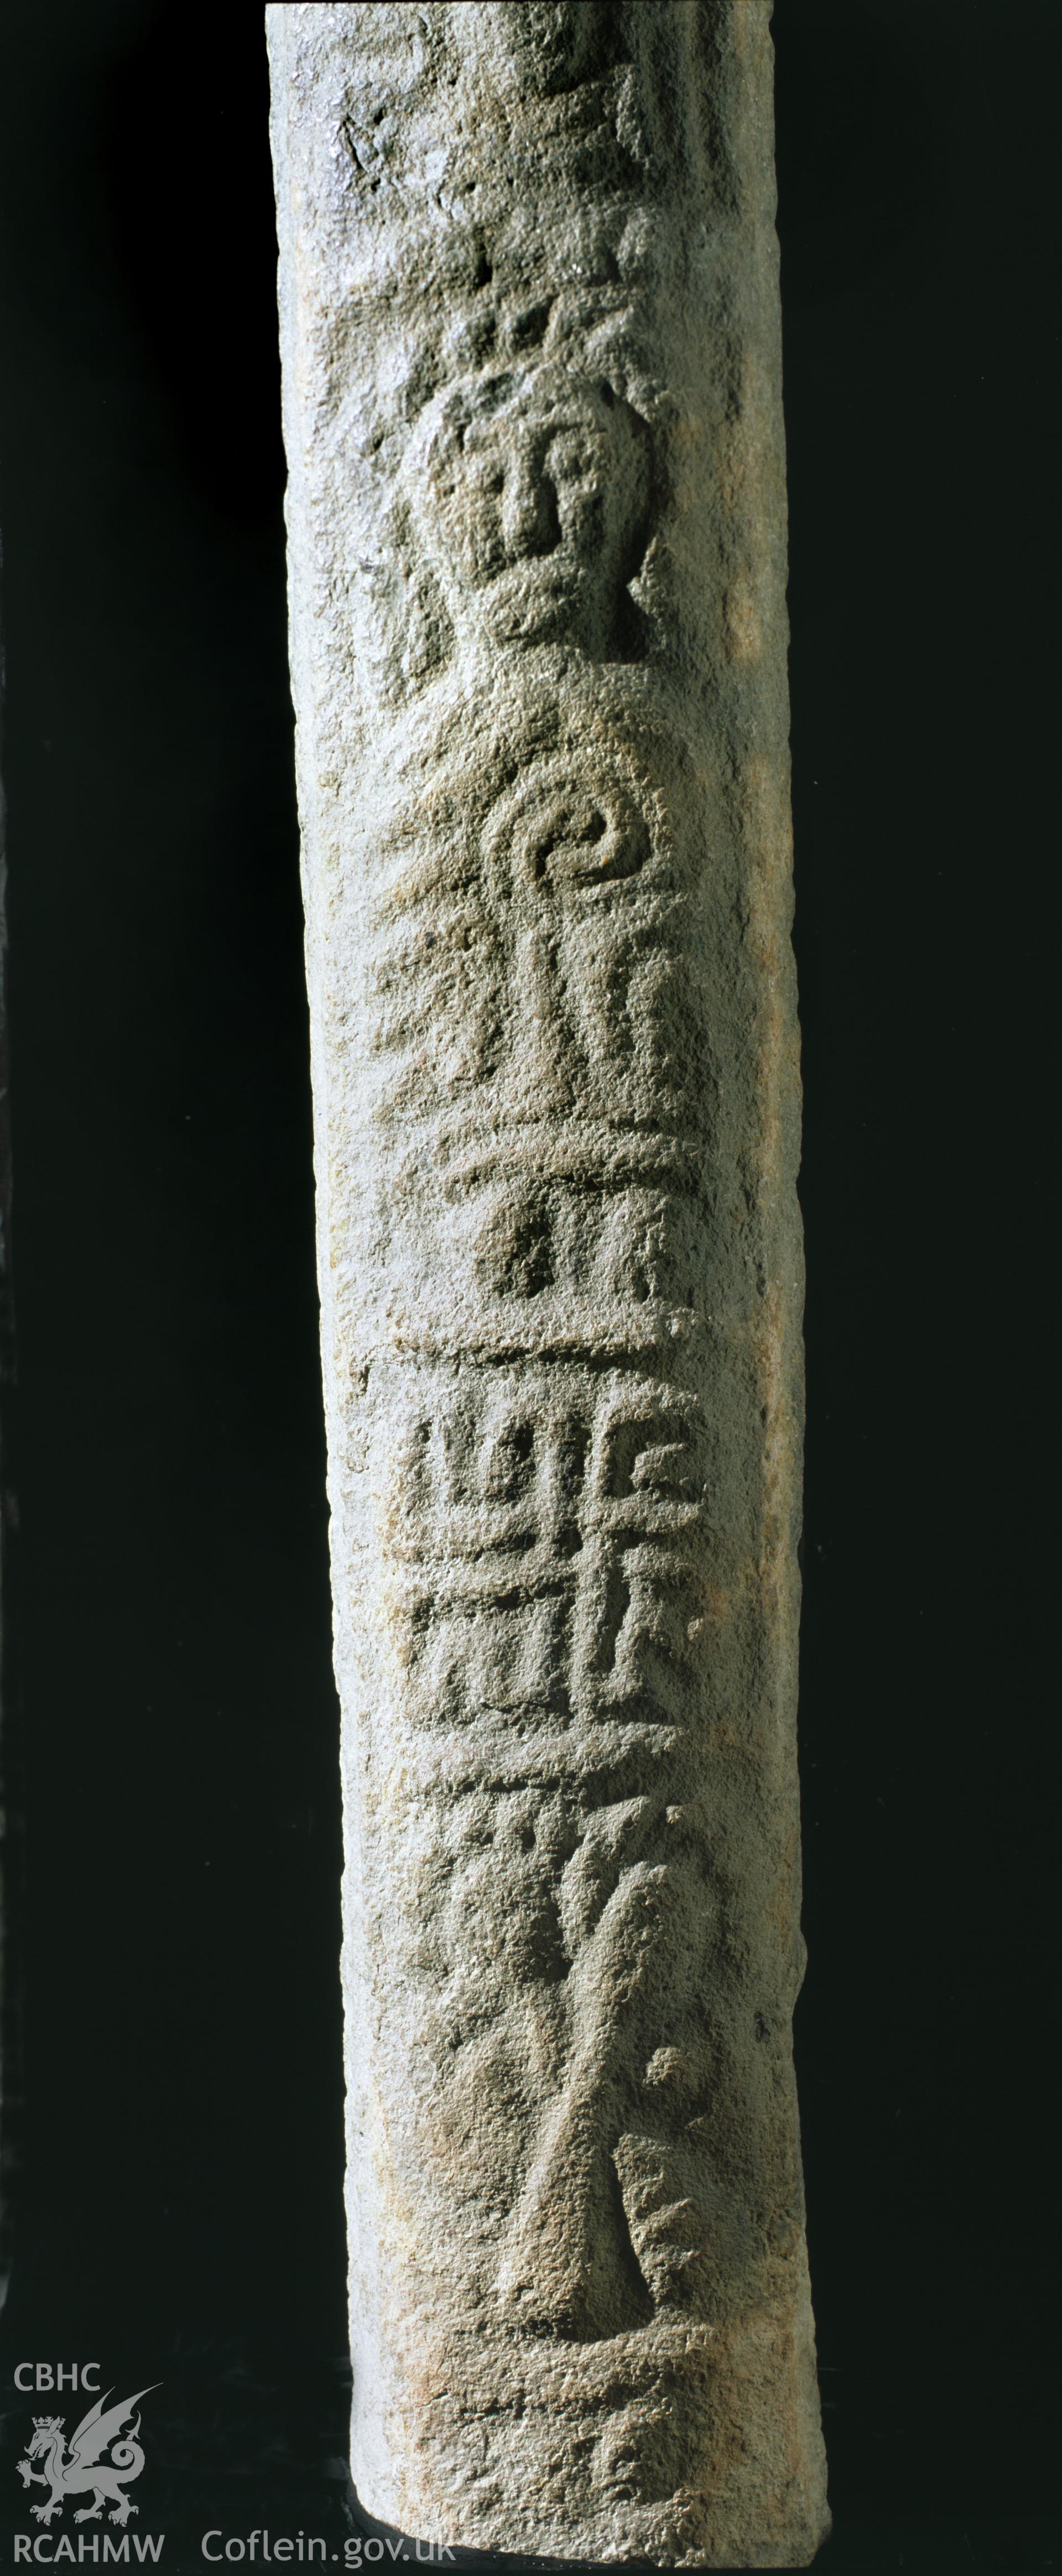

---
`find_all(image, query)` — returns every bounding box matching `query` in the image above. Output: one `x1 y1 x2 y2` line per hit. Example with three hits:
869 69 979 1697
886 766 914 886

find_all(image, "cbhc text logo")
13 2366 102 2392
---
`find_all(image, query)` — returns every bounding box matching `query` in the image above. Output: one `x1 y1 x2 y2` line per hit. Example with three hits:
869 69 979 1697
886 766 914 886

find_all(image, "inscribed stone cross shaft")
268 3 829 2562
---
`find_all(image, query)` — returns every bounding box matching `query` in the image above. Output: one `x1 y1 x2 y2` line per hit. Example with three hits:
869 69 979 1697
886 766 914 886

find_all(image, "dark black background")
0 4 1056 2569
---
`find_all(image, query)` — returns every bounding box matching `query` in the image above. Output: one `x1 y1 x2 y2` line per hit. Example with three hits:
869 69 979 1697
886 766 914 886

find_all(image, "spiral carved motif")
269 3 828 2562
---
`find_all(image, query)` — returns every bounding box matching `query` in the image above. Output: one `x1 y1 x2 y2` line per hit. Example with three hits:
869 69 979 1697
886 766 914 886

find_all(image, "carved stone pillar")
268 4 828 2562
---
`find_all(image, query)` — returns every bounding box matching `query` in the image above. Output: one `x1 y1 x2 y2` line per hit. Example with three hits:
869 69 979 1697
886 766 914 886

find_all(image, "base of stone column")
351 2300 830 2566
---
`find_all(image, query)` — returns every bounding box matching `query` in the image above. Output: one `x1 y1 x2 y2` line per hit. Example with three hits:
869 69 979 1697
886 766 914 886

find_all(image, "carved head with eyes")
405 363 650 659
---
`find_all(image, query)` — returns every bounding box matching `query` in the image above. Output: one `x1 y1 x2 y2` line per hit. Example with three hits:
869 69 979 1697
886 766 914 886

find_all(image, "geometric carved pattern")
269 0 829 2559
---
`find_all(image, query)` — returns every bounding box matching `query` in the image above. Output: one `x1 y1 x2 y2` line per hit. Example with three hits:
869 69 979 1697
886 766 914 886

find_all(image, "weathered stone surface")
267 3 828 2561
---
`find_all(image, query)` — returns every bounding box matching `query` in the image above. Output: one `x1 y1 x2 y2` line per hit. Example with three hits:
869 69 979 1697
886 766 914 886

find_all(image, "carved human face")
407 366 648 655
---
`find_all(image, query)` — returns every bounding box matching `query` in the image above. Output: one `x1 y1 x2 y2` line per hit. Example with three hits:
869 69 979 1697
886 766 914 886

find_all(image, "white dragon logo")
17 2386 159 2526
